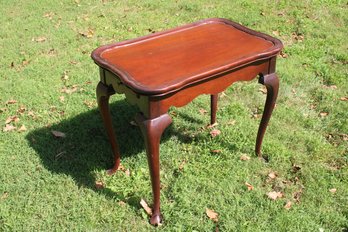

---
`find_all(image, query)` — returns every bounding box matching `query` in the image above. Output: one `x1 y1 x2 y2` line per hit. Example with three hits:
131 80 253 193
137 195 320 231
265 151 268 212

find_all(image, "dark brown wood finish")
92 18 283 225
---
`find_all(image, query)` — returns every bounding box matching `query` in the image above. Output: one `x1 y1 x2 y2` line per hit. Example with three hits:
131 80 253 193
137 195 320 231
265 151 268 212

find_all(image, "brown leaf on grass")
129 120 138 126
5 116 19 124
95 180 105 189
61 71 69 81
329 188 337 194
272 30 280 36
59 96 65 102
267 191 283 200
340 134 348 141
323 85 337 90
206 208 218 222
291 32 304 42
117 163 126 171
18 125 27 132
207 122 218 129
51 130 66 138
43 12 55 19
83 100 96 109
319 112 329 117
268 172 277 179
240 154 251 161
284 201 292 210
17 106 26 114
279 51 288 58
210 129 221 138
3 124 16 132
339 97 348 101
211 149 221 154
33 36 47 42
118 201 126 207
1 192 9 200
6 100 17 104
293 189 303 203
199 108 208 115
259 86 267 94
245 182 254 191
140 199 152 216
292 165 301 173
79 29 94 38
27 111 35 117
178 159 187 171
61 85 78 94
22 60 30 66
125 169 130 176
227 120 236 125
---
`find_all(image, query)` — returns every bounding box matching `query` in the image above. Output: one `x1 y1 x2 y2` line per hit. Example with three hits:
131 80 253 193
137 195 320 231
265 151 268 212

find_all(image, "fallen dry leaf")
339 97 348 101
3 124 16 132
259 86 267 94
245 182 254 191
210 129 221 138
118 201 126 207
140 199 152 216
117 163 126 171
33 36 47 42
319 112 329 117
268 172 277 179
95 180 105 189
59 96 65 102
293 189 303 203
211 149 222 154
178 159 187 171
43 12 55 19
329 188 337 193
125 169 130 176
17 106 26 114
206 208 218 222
5 116 19 124
279 51 288 58
83 100 96 109
227 120 236 125
6 100 17 104
79 29 94 38
272 30 280 36
267 191 283 200
129 120 138 126
1 192 9 200
18 125 27 132
207 122 218 129
61 85 78 94
199 108 208 115
240 154 251 161
51 130 66 138
323 85 337 90
284 201 292 210
292 165 301 173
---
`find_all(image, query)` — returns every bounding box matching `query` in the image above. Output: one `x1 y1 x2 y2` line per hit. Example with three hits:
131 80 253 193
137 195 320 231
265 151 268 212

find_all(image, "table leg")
210 94 218 125
256 73 279 157
135 113 172 226
96 82 121 175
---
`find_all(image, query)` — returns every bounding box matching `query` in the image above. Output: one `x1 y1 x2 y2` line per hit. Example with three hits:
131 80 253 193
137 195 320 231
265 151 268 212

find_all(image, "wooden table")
91 18 282 225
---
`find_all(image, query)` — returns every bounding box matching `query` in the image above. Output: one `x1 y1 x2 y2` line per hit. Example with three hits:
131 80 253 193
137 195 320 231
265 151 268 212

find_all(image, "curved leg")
210 94 218 125
135 113 172 226
255 73 279 157
96 82 121 175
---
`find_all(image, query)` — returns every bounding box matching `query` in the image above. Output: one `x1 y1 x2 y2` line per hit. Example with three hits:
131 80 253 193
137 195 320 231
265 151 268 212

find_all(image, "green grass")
0 0 347 231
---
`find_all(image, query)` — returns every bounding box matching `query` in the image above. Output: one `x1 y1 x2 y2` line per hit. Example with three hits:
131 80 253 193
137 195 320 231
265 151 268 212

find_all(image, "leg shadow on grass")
26 99 239 210
26 100 171 209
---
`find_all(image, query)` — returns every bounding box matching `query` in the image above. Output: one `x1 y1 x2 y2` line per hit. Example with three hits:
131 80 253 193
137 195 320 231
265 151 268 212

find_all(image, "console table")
91 18 282 225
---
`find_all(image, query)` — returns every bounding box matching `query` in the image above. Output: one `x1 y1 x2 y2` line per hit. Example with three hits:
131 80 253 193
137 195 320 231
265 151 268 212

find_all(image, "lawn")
0 0 347 231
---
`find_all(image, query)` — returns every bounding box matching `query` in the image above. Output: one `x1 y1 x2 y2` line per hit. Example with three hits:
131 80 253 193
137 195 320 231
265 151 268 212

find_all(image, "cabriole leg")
256 73 279 157
96 82 121 175
210 94 218 125
135 113 172 226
